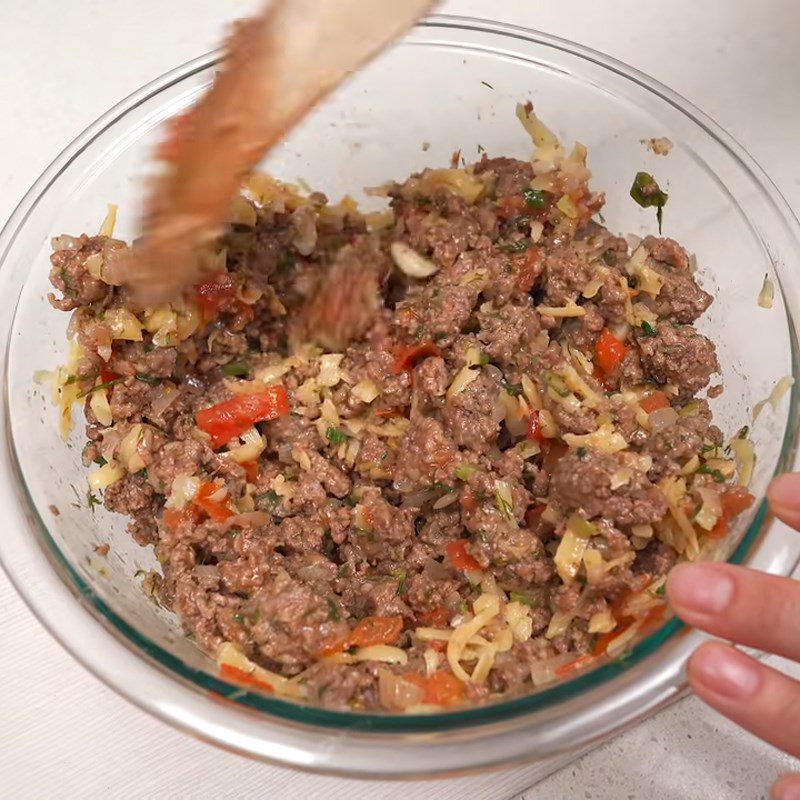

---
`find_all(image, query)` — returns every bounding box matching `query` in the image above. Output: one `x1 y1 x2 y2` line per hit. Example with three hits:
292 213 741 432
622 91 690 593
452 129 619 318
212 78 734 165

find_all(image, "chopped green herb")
87 490 101 513
64 374 78 385
481 80 494 89
327 427 348 445
459 601 470 614
697 464 726 483
415 195 432 206
523 188 547 209
344 493 359 508
233 613 244 623
392 567 408 596
501 238 531 254
576 447 587 461
277 251 296 273
477 143 486 154
326 598 340 621
601 250 617 266
478 352 491 366
347 645 359 655
500 379 523 397
630 171 668 233
597 211 606 224
221 361 250 377
135 373 162 385
78 376 123 398
257 490 280 512
655 584 666 596
701 443 716 454
640 321 658 338
227 529 240 539
509 591 537 607
736 425 750 439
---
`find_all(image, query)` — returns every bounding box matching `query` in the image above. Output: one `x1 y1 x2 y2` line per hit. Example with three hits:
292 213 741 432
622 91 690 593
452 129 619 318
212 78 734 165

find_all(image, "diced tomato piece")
711 486 755 538
496 195 527 219
640 390 671 414
195 271 237 323
241 460 260 484
194 481 233 521
403 671 464 706
155 110 194 163
525 503 546 528
595 328 629 375
418 605 450 628
219 663 274 693
392 341 441 375
541 439 568 475
513 246 541 293
196 386 290 448
527 409 546 442
320 615 404 656
445 539 482 572
423 671 465 705
162 506 198 530
100 367 121 384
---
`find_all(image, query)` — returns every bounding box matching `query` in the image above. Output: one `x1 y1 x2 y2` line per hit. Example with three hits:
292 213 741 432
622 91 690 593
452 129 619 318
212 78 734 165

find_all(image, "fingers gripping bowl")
2 17 800 777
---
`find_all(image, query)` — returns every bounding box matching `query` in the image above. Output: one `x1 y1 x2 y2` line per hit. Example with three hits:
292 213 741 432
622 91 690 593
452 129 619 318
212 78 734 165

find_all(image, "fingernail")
768 473 800 512
667 563 734 615
692 645 760 699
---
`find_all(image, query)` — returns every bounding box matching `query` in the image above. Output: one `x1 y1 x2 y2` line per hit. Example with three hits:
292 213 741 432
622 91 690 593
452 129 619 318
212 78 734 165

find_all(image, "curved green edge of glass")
8 16 800 735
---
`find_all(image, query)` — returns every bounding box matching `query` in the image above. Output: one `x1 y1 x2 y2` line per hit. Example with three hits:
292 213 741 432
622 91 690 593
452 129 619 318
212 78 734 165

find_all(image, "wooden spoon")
119 0 437 305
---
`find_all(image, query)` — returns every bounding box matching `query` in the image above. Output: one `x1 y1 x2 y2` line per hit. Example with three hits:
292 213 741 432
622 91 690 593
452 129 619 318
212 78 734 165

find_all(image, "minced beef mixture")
48 107 754 711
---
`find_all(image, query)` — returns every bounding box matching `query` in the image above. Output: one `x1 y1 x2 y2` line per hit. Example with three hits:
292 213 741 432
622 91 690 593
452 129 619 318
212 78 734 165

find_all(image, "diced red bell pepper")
640 390 670 414
196 386 290 449
527 409 546 442
595 328 629 375
392 341 441 375
445 539 482 572
219 663 273 693
404 671 464 706
194 481 233 521
195 271 237 323
241 460 260 484
710 486 755 538
320 615 404 656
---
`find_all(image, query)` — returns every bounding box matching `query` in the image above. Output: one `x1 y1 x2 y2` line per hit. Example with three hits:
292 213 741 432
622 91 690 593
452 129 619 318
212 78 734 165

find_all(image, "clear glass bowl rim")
2 13 799 775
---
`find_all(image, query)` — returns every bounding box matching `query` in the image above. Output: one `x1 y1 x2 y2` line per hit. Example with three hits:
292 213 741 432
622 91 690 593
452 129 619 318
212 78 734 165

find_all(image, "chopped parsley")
94 455 107 466
697 464 726 483
64 374 78 385
509 591 537 607
277 251 296 273
640 320 658 338
576 447 587 461
630 171 668 233
233 613 244 623
455 463 478 481
655 584 666 596
257 490 280 513
523 188 547 209
477 143 486 154
500 379 523 397
392 567 408 596
415 195 432 206
478 351 491 366
500 238 531 254
78 376 123 398
221 361 250 377
326 427 348 445
481 80 494 89
135 373 162 385
326 598 340 621
87 490 101 513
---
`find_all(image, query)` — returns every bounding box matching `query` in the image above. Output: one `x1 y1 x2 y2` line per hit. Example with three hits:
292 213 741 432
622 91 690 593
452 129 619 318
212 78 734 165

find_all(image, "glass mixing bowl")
2 15 800 778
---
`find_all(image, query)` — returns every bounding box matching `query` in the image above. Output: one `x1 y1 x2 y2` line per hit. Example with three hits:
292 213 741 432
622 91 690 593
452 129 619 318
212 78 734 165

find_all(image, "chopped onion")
104 308 143 341
554 529 589 582
731 437 756 487
582 278 603 299
378 668 422 710
165 475 200 509
694 487 722 531
119 424 146 473
227 426 265 464
758 274 775 309
88 462 124 491
557 195 579 219
352 378 380 404
753 375 794 421
98 204 118 238
390 241 439 278
446 366 478 400
254 359 295 386
610 468 633 490
231 195 257 227
317 354 345 387
583 548 605 585
291 206 317 256
648 406 678 433
89 386 113 427
85 252 104 280
588 609 616 634
530 653 576 686
221 511 271 531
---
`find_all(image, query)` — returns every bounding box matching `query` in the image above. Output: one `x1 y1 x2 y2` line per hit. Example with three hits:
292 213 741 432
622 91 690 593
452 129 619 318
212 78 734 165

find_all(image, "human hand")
666 473 800 800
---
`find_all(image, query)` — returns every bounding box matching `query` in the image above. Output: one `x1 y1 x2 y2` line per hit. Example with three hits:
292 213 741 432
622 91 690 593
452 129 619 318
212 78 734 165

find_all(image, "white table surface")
1 1 799 798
